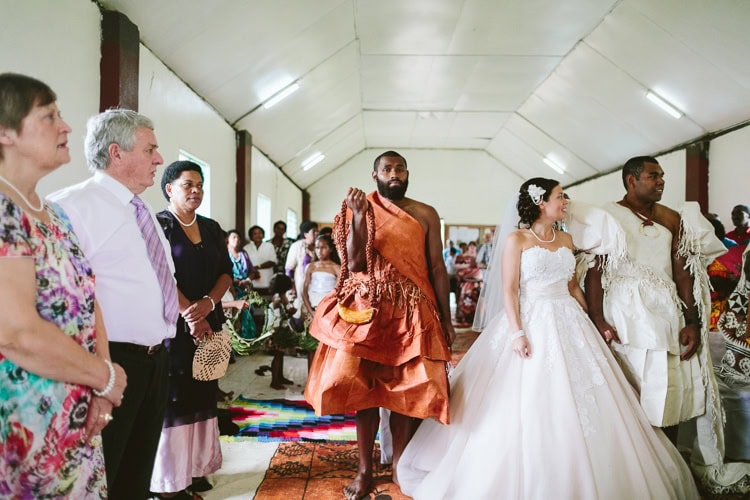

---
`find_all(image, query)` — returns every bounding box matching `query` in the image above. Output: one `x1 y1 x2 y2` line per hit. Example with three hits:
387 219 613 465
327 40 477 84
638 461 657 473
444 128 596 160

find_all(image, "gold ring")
101 413 113 422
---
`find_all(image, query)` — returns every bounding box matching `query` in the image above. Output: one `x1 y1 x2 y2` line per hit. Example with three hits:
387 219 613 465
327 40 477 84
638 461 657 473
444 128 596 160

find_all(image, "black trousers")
102 342 169 500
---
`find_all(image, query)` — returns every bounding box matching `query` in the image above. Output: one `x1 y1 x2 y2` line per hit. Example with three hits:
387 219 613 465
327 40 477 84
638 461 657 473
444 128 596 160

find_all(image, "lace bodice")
519 246 575 297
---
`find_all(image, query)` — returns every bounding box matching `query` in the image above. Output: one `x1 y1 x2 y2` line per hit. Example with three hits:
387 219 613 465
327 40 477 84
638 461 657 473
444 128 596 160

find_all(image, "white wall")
250 147 303 237
709 126 750 226
566 149 687 209
138 45 237 229
1 0 102 195
308 149 523 226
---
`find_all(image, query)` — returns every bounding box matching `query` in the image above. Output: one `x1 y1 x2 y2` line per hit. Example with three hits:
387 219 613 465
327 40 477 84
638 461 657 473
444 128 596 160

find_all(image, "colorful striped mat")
229 397 357 442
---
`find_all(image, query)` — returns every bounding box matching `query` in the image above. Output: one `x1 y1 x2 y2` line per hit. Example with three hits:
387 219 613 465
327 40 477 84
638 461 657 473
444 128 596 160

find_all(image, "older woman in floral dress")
0 73 126 497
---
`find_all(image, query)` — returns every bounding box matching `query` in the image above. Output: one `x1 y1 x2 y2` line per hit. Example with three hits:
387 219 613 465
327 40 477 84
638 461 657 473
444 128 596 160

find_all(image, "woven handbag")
192 329 232 381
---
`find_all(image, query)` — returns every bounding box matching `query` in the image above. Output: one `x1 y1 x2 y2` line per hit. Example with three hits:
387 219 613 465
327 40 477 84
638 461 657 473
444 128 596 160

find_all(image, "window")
178 150 211 218
286 209 299 239
257 194 272 237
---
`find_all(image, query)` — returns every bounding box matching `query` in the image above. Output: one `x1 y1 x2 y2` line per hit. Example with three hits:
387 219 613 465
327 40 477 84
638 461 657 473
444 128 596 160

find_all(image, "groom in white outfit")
584 155 750 494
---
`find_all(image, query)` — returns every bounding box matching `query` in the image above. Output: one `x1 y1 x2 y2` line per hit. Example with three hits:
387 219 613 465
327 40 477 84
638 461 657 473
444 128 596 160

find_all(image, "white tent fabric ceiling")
100 0 750 189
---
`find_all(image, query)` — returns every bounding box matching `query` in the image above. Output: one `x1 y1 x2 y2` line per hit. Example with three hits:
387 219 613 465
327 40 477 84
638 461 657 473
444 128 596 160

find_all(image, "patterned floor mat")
229 397 357 441
255 441 409 499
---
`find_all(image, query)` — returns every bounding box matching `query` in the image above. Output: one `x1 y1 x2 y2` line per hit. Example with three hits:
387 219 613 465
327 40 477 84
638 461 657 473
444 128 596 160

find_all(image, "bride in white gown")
397 178 699 500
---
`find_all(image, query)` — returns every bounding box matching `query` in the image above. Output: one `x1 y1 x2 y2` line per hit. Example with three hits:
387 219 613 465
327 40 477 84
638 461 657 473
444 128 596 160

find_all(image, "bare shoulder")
558 230 575 247
399 197 440 226
654 203 681 234
506 230 527 249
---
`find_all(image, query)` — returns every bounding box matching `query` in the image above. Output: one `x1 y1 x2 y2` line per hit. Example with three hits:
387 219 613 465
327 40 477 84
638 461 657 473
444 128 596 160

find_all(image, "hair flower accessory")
527 184 546 205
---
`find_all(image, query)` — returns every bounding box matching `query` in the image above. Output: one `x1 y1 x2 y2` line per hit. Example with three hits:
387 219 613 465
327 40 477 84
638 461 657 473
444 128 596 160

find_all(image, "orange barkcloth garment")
304 192 451 423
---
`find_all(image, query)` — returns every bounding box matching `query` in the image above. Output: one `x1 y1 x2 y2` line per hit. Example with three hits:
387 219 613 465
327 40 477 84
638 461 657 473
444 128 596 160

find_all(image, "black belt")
110 341 165 356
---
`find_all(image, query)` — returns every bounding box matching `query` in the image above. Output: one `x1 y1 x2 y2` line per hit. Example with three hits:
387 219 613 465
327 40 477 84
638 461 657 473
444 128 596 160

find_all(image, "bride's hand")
512 336 531 358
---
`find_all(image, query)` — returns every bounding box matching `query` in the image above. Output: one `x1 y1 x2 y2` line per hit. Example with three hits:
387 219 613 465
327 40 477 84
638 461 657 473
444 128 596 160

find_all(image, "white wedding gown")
397 246 699 500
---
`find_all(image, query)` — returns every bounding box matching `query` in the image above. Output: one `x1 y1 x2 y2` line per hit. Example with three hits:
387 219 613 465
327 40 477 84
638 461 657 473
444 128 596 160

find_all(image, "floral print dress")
0 195 106 498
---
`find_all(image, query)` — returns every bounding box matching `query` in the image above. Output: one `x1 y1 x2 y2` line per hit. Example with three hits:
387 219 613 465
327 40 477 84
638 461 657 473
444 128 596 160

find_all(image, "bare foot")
281 377 294 385
343 472 373 500
270 382 286 390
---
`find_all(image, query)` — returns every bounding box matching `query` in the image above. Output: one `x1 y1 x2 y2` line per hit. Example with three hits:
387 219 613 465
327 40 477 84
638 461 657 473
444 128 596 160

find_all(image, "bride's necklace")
0 173 44 212
529 226 555 243
620 197 660 237
168 207 197 227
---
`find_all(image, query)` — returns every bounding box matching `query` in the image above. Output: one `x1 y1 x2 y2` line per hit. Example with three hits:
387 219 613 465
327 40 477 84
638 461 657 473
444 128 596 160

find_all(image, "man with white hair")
50 109 177 499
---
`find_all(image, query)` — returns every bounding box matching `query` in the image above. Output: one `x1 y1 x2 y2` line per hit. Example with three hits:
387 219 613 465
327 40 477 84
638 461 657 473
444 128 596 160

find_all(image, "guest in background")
268 220 293 274
706 214 744 330
475 229 494 269
51 108 176 499
708 213 738 249
302 233 340 316
442 239 460 260
227 228 258 340
286 220 318 311
454 241 482 327
444 246 458 298
244 225 276 295
150 160 232 497
264 273 301 390
727 204 750 247
0 72 126 497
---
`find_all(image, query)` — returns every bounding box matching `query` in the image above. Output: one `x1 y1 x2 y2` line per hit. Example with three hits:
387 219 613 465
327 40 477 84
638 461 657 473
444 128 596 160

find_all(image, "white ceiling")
101 0 750 189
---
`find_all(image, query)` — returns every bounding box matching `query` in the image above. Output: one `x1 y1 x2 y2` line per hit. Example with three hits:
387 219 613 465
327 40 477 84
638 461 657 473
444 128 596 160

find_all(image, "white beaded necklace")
529 227 555 243
0 173 44 212
168 207 197 227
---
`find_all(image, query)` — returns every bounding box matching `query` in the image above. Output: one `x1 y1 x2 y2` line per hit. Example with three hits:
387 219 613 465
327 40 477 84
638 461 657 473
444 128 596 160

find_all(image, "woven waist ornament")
335 199 378 324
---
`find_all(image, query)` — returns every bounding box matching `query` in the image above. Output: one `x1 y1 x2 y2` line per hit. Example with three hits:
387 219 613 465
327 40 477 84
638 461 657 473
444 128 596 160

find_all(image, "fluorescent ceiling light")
543 156 566 175
262 82 299 109
646 91 683 119
302 152 325 171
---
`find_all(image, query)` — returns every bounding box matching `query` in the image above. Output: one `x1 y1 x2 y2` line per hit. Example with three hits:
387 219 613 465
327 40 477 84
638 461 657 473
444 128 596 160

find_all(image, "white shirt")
48 171 176 345
244 241 276 288
285 239 310 297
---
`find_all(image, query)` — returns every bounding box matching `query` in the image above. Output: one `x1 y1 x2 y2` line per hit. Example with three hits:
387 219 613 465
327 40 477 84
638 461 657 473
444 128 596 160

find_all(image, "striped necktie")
131 195 179 324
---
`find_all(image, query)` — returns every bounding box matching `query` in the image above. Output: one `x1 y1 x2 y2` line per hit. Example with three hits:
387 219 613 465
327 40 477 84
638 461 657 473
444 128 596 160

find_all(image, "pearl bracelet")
203 295 216 311
93 358 116 397
510 329 526 342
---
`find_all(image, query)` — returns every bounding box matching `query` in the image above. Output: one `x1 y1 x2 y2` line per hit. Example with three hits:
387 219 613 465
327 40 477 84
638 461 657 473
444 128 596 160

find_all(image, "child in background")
302 234 341 316
265 274 303 390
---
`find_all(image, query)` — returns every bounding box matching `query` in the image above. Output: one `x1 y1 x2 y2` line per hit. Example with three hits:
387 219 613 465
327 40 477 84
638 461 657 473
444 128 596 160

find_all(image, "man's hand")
679 323 701 360
442 320 456 347
345 187 369 214
592 318 620 345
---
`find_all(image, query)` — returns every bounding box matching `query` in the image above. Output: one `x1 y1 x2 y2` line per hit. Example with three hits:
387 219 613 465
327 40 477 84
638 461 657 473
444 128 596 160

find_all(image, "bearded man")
305 150 454 499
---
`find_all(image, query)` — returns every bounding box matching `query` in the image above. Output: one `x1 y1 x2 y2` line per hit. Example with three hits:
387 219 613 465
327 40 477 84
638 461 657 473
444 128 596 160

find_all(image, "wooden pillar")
236 131 252 237
302 190 310 222
685 140 709 213
100 9 139 111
